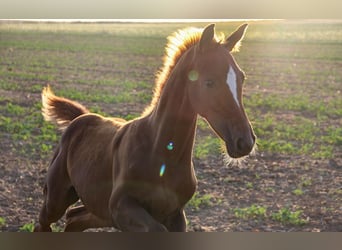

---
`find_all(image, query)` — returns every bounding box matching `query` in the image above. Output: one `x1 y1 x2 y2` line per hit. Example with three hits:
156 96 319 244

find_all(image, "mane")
142 27 222 116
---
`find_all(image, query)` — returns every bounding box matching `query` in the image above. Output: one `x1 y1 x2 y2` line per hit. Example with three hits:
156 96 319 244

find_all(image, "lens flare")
188 70 199 82
166 142 174 151
159 164 166 177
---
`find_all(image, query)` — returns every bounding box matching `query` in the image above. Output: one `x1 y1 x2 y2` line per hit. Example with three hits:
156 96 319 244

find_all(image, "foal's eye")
204 80 215 88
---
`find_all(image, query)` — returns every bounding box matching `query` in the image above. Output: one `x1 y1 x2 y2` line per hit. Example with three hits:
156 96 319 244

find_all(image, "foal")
35 23 255 232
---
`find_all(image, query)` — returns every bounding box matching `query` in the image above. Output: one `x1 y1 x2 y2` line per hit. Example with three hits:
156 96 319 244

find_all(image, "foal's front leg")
111 195 167 232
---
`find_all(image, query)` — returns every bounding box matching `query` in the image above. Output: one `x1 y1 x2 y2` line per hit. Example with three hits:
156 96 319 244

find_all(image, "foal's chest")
140 167 197 220
144 185 181 217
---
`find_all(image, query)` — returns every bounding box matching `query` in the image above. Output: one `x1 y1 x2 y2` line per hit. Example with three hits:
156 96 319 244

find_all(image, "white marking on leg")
226 66 240 107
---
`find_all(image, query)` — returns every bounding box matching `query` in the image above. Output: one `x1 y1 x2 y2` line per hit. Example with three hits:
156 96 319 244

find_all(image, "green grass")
246 79 341 151
0 217 6 228
292 177 313 196
300 177 312 187
245 182 254 189
19 221 35 232
292 188 304 196
194 135 222 159
0 102 58 158
233 205 308 226
250 105 340 158
187 192 214 211
234 205 267 220
18 221 63 232
271 208 308 226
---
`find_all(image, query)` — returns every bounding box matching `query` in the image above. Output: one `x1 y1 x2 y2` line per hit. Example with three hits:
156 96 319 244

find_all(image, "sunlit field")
0 20 341 231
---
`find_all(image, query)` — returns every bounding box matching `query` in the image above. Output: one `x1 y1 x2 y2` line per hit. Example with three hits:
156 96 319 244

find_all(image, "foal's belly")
68 153 114 220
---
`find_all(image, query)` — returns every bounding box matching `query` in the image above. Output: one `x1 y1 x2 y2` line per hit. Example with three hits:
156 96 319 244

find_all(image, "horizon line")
1 19 283 23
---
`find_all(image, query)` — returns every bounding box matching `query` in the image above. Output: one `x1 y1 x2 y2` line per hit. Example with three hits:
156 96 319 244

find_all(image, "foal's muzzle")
227 130 256 158
236 132 255 157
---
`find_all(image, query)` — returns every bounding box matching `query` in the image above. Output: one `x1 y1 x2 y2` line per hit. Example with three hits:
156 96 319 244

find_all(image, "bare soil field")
0 20 341 232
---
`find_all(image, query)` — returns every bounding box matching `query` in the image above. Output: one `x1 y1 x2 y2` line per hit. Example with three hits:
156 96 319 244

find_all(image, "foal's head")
186 24 255 158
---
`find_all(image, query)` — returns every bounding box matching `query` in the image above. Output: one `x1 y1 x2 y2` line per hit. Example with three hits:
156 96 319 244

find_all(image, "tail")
42 85 89 130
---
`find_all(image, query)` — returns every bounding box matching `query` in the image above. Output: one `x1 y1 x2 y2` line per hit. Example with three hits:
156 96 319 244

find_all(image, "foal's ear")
199 23 215 52
225 23 248 52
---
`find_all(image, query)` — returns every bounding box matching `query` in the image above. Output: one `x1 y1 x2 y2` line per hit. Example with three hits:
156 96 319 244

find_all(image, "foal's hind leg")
65 205 112 231
34 151 78 232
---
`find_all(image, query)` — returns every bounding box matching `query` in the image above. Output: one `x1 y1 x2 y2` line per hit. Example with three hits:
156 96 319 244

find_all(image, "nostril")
236 138 245 152
236 136 255 155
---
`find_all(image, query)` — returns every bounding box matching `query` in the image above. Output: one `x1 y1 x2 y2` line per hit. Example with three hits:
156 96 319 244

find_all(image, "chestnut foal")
35 23 255 232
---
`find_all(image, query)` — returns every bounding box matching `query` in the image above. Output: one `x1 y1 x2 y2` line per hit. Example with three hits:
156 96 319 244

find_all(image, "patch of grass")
0 101 58 158
292 188 304 196
4 103 26 116
51 223 63 232
57 88 138 104
272 208 307 226
233 205 308 226
19 222 62 232
312 145 334 159
122 113 140 121
234 205 267 220
30 84 45 93
187 192 214 211
323 126 342 147
196 117 210 131
0 217 6 228
0 79 20 91
300 177 312 187
0 70 55 83
245 182 254 189
194 136 222 159
292 177 312 196
19 221 35 232
266 187 275 193
251 107 338 158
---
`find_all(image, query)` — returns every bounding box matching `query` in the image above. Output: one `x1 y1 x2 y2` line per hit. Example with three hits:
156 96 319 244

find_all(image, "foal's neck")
148 63 197 163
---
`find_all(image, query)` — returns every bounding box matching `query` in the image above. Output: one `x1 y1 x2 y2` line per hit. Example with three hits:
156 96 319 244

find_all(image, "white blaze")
226 66 240 107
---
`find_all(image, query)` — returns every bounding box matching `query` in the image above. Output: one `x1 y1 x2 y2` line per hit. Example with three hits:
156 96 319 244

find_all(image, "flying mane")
142 27 223 116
